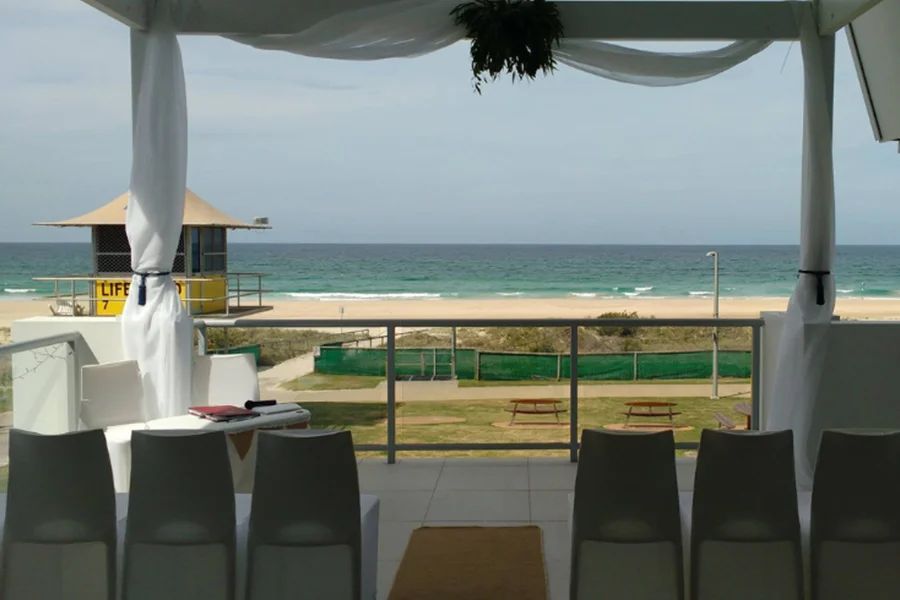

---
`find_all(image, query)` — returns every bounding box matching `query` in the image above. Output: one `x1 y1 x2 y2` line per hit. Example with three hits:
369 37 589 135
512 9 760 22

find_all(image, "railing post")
633 352 638 381
751 324 761 429
570 325 579 462
236 274 241 308
67 338 79 431
450 326 457 379
386 325 397 464
197 324 208 356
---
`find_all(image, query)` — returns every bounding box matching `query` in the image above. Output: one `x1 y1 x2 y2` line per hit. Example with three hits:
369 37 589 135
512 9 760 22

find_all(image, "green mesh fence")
316 347 477 379
315 347 751 380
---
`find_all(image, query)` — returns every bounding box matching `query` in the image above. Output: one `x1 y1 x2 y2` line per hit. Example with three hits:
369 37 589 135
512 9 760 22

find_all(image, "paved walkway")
262 380 750 404
257 351 315 387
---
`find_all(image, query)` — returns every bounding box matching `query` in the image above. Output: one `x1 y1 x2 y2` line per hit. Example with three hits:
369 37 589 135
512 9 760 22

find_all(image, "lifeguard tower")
36 189 271 317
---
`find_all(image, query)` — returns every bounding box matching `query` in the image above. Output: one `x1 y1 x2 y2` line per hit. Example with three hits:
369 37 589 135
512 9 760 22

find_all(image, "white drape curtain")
122 4 192 419
227 0 770 85
766 16 836 488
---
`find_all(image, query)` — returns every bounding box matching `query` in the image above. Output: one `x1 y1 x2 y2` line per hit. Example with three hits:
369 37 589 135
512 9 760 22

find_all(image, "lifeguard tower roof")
35 189 270 229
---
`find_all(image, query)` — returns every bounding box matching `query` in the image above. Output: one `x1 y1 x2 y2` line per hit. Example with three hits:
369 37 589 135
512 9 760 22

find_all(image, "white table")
0 492 379 600
106 408 312 492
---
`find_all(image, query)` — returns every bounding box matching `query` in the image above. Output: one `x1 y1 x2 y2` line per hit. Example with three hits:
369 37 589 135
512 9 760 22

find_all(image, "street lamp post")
706 251 720 399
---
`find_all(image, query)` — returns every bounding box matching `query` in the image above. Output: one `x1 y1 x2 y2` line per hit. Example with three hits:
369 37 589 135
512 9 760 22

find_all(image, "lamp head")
706 251 717 257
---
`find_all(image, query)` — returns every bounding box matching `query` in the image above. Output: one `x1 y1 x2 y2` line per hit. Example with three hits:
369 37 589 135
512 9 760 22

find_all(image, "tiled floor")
359 457 577 600
360 456 697 600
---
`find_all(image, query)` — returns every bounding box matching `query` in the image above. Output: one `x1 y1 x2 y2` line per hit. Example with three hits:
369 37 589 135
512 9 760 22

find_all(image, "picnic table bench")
623 401 681 427
506 399 567 424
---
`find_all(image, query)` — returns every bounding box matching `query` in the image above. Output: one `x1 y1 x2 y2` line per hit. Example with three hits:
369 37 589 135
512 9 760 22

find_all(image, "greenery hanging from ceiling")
451 0 564 94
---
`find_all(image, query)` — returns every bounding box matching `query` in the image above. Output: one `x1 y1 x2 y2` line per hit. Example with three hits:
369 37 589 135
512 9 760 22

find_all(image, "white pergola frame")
83 0 885 38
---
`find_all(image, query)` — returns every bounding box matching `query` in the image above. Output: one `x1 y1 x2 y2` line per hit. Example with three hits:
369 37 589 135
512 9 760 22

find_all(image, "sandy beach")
5 296 900 328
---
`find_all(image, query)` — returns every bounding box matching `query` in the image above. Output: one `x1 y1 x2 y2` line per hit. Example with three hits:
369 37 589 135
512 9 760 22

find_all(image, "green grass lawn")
282 373 383 391
301 395 745 457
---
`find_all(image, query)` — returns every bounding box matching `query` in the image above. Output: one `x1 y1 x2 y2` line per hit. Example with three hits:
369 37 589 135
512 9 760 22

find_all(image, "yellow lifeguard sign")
93 277 229 315
37 189 269 317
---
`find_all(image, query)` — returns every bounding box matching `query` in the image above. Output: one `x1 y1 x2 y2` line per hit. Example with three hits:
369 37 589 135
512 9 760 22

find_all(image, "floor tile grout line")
424 458 445 523
527 456 533 523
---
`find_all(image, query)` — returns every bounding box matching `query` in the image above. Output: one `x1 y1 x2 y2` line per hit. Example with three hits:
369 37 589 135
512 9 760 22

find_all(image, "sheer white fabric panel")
556 40 771 86
226 0 768 85
766 15 836 488
121 4 192 420
228 0 463 59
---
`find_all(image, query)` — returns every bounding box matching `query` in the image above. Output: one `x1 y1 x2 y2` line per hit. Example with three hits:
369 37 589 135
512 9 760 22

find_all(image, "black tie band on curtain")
133 271 172 306
798 270 830 306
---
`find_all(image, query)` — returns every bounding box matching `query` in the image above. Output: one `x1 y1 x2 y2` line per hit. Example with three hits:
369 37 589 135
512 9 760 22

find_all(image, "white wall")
761 312 900 434
11 317 124 433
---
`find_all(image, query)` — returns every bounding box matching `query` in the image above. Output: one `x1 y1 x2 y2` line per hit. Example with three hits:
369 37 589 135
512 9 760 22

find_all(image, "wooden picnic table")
623 400 681 427
506 399 567 424
734 402 753 429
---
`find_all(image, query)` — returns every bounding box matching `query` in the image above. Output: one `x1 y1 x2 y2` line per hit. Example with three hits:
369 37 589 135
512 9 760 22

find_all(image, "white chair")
81 360 146 492
1 429 117 600
811 430 900 600
571 429 684 600
691 429 803 600
123 430 235 600
192 354 260 407
81 360 145 429
247 430 361 600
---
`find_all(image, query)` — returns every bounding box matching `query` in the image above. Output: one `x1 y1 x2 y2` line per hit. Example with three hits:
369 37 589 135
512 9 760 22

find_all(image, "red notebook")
189 405 258 422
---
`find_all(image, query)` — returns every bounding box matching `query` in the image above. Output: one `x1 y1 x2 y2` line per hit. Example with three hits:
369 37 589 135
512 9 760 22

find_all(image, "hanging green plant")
451 0 564 94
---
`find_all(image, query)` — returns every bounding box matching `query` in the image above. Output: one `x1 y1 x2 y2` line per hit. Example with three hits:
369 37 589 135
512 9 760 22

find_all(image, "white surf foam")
4 288 36 294
283 292 442 301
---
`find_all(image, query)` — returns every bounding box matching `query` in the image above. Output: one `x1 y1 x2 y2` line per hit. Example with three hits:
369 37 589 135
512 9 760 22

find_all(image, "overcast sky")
1 0 898 245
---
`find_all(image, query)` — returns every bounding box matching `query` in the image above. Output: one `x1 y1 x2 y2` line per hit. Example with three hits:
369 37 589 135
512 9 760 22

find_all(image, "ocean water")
1 243 899 300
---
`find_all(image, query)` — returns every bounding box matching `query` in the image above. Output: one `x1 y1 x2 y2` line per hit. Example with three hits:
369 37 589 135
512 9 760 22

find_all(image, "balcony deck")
361 456 695 600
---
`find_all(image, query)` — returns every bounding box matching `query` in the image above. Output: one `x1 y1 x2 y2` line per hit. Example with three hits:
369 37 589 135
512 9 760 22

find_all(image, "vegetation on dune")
202 311 750 375
0 329 11 413
388 312 751 354
204 328 366 367
0 355 10 413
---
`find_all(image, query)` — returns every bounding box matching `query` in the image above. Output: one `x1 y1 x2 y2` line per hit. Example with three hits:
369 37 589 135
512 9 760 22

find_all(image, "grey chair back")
571 429 683 600
2 429 117 600
691 429 802 600
123 430 235 600
811 429 900 600
247 430 361 600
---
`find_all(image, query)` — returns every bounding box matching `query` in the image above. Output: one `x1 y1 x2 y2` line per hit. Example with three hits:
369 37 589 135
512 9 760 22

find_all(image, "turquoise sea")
1 243 899 300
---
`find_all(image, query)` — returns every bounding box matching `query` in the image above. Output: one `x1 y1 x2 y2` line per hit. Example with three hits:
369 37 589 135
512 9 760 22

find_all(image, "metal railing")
0 332 86 430
197 317 764 463
33 273 269 316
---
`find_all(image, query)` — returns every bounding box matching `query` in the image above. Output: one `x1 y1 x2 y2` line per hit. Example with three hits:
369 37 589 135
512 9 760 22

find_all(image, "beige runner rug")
389 526 548 600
